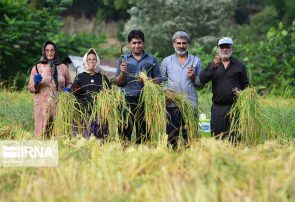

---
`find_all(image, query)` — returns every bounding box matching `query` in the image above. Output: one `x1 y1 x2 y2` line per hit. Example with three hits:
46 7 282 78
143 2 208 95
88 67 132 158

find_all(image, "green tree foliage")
96 0 132 22
235 21 295 95
124 0 235 57
0 0 106 88
266 0 295 25
224 6 279 43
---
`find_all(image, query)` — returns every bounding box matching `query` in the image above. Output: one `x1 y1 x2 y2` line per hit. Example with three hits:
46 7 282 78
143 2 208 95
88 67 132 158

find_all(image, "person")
115 30 162 143
199 37 249 140
71 48 110 139
28 41 72 137
160 31 203 148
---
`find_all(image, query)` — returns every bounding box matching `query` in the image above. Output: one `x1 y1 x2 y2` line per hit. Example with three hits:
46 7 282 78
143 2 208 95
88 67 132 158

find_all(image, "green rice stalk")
52 92 84 138
229 87 273 145
167 92 200 141
139 72 167 144
90 84 131 141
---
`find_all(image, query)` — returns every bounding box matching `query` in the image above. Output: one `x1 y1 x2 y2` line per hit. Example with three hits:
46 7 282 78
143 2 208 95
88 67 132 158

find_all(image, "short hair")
128 30 145 43
172 31 191 43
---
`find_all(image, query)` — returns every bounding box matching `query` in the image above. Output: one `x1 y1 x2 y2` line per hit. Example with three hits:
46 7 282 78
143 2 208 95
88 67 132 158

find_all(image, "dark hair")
127 30 144 43
40 40 60 90
87 49 96 56
40 40 60 64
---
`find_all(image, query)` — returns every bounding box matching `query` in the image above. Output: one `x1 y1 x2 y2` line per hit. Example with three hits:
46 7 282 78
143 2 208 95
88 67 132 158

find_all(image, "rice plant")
52 92 83 138
167 92 200 141
139 72 167 144
90 85 131 141
229 87 275 145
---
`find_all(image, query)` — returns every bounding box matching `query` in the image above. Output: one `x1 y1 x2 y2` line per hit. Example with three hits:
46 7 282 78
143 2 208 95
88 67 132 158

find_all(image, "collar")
126 50 148 60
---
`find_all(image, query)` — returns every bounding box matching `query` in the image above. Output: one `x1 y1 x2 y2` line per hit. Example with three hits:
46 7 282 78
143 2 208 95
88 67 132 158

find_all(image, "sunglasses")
219 44 232 49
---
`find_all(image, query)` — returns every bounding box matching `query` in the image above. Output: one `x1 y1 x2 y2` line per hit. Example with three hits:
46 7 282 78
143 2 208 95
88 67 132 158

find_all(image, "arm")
193 58 204 88
28 65 41 93
115 57 127 86
102 74 111 88
63 64 72 89
199 62 217 84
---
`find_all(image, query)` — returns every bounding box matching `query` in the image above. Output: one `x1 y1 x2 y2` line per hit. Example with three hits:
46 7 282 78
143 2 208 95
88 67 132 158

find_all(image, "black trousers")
211 103 232 139
121 96 147 144
166 106 188 148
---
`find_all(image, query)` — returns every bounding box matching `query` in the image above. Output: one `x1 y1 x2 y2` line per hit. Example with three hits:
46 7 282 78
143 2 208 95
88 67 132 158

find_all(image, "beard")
175 47 187 56
218 49 232 59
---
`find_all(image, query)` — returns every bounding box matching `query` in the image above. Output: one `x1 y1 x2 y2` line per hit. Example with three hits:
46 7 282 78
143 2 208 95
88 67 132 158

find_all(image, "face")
217 44 233 59
173 38 188 56
87 53 97 71
129 38 144 55
45 44 55 60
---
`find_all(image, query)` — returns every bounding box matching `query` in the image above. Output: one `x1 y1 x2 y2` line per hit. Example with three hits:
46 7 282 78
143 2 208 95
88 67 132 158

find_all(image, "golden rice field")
0 90 294 202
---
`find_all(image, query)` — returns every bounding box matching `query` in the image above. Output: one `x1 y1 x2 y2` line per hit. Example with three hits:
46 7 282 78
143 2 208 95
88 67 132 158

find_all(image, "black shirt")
72 72 110 107
200 57 249 105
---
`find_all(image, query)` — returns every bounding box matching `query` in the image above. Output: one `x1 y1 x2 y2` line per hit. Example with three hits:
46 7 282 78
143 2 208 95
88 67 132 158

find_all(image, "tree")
235 21 295 95
124 0 235 57
0 0 106 89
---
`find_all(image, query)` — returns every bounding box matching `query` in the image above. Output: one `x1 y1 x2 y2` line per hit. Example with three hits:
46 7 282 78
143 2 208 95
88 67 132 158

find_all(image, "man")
116 30 162 143
160 31 203 148
200 37 249 140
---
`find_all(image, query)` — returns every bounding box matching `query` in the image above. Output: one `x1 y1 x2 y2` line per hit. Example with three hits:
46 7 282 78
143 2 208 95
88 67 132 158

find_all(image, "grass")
0 89 295 201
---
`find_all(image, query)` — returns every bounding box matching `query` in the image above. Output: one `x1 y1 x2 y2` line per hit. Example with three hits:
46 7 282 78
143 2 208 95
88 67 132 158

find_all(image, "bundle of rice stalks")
229 87 273 145
167 92 200 141
139 72 167 144
91 85 130 141
52 92 83 137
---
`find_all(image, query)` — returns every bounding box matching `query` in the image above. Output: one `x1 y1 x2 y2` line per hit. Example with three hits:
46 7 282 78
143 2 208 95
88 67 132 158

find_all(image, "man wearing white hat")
200 37 249 141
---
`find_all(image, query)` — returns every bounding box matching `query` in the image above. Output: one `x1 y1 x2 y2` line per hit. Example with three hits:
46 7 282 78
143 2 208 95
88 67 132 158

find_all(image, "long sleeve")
63 64 72 89
199 62 216 84
28 65 40 93
193 58 204 87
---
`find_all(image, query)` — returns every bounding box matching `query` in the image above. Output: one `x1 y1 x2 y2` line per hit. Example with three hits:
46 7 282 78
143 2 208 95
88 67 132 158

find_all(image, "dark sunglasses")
219 44 232 49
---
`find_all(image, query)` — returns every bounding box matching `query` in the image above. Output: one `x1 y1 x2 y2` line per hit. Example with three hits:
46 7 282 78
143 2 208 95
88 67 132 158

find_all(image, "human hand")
120 62 127 75
187 67 195 81
33 74 43 84
212 55 221 70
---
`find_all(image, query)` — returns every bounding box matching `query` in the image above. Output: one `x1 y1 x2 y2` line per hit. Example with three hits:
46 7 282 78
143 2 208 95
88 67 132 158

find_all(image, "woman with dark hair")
72 48 110 139
28 41 72 137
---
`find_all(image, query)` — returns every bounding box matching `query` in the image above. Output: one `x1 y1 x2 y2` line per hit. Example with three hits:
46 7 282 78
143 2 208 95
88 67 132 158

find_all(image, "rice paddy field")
0 89 294 202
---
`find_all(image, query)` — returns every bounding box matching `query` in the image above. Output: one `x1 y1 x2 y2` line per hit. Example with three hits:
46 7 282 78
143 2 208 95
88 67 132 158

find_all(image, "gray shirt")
160 54 203 107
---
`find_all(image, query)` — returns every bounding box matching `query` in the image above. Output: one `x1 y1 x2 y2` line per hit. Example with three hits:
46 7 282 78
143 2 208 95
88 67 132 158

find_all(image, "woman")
72 48 110 139
28 41 72 137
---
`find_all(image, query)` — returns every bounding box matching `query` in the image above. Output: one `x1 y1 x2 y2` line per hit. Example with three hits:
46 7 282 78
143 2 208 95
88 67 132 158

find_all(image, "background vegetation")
0 1 295 200
1 0 294 94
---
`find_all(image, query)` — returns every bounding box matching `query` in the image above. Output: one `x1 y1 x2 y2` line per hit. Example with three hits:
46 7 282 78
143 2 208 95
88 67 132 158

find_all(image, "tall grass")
91 85 131 141
139 72 167 144
0 138 294 202
229 88 276 145
169 92 200 141
1 90 295 201
52 92 83 138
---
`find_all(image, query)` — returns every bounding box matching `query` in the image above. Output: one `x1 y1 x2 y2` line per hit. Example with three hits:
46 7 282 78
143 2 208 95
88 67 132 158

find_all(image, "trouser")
121 96 147 144
166 106 187 148
211 103 238 142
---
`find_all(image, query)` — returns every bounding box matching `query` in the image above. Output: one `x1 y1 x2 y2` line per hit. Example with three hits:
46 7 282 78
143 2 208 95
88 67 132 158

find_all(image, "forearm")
199 65 215 84
115 72 126 86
